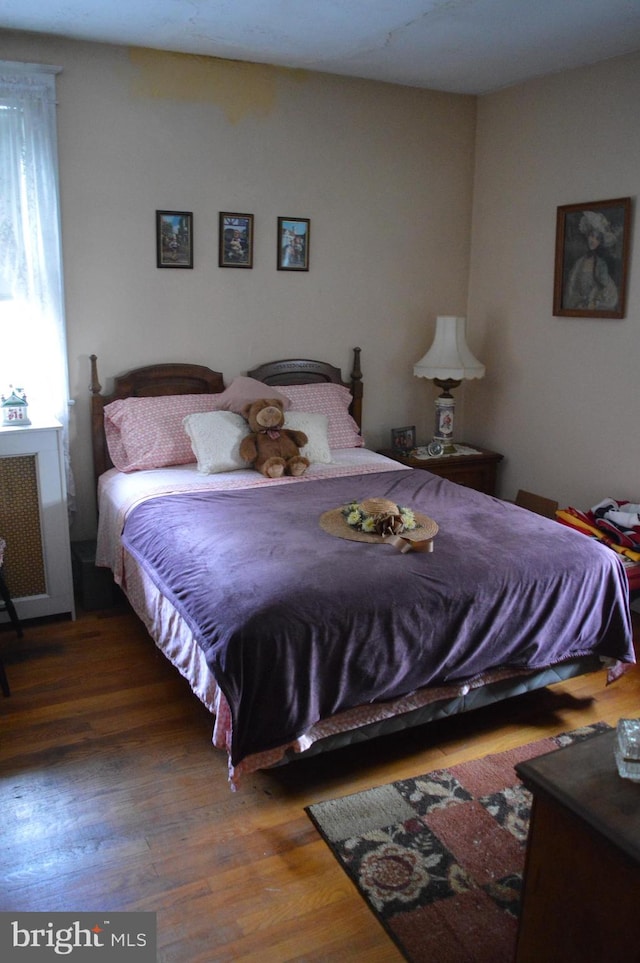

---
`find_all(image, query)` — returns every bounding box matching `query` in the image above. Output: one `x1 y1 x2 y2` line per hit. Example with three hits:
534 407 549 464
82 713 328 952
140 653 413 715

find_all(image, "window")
0 61 73 505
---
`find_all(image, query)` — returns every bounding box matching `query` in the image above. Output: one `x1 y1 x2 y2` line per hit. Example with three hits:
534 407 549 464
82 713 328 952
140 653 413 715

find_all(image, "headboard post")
89 354 110 482
349 347 363 429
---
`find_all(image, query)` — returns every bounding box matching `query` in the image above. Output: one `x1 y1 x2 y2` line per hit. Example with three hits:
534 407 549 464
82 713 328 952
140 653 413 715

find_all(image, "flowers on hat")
341 498 419 537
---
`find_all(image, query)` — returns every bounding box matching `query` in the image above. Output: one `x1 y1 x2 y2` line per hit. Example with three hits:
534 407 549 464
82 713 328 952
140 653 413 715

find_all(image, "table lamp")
413 316 485 452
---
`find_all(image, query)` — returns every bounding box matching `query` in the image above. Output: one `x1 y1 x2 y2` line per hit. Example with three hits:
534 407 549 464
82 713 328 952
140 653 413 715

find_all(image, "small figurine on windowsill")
1 386 31 426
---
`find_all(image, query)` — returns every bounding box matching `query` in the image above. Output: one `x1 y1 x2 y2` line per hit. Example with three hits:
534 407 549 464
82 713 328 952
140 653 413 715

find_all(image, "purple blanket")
122 469 634 765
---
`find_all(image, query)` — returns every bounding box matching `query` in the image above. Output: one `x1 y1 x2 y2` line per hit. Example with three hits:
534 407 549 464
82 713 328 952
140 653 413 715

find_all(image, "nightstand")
378 444 503 495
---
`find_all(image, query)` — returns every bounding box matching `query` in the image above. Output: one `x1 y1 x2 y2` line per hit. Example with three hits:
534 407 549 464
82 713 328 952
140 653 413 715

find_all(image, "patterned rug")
306 722 610 963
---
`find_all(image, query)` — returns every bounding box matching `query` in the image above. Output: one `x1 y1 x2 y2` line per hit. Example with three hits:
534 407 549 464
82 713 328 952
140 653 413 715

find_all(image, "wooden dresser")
515 728 640 963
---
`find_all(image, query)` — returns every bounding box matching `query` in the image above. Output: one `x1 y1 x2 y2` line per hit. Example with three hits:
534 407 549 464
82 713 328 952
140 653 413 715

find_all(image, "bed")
89 350 635 787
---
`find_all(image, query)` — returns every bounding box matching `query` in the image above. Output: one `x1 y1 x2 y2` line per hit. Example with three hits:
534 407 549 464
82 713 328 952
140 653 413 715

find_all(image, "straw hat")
320 497 438 552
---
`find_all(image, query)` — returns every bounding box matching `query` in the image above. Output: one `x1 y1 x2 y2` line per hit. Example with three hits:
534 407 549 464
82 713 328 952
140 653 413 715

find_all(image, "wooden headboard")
89 347 363 483
247 347 362 428
89 355 225 482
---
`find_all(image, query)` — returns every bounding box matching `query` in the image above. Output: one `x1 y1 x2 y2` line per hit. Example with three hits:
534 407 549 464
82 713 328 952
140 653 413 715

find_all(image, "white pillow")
284 410 332 464
183 411 250 474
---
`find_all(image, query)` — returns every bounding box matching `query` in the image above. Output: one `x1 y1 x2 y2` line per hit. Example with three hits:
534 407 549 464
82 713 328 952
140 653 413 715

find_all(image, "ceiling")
3 0 640 95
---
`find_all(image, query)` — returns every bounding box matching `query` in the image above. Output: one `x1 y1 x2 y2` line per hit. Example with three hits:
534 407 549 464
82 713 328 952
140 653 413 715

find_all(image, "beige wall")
1 31 476 538
5 30 637 538
468 52 639 508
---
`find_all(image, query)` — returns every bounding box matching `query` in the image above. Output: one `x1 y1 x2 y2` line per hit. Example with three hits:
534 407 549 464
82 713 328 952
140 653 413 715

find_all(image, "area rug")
306 722 610 963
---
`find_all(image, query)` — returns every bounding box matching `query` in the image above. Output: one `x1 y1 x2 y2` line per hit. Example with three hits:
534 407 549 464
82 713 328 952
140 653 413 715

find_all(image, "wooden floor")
1 601 638 962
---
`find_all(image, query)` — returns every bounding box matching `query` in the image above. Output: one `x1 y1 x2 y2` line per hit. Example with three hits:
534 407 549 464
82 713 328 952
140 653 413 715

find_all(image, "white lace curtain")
0 61 74 507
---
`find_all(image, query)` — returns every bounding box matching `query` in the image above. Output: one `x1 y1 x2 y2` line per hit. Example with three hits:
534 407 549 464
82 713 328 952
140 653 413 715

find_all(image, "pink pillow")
104 394 221 471
213 377 291 414
279 383 363 448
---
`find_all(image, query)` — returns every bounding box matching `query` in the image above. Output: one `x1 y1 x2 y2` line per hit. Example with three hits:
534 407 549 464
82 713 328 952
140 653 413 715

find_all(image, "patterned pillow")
104 394 221 472
279 383 363 448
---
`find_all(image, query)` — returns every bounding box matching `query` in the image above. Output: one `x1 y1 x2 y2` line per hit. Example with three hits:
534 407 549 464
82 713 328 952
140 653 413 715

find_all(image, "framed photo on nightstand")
391 426 416 452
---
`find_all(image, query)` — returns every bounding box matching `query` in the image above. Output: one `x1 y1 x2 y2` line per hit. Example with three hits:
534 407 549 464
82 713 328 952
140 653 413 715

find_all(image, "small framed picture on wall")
156 210 193 268
277 217 310 271
553 197 631 318
219 212 254 268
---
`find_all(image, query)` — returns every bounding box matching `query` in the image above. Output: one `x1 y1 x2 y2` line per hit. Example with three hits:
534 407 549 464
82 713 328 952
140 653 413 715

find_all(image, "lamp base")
433 394 455 451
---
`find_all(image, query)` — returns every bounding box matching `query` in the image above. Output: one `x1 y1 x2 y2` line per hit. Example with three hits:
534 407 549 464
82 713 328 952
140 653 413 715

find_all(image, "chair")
515 489 559 519
0 537 23 697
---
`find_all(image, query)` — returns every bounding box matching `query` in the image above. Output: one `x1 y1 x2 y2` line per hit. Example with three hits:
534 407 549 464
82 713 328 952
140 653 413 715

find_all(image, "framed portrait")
156 211 193 268
219 212 254 268
553 197 631 318
391 426 416 453
277 217 310 271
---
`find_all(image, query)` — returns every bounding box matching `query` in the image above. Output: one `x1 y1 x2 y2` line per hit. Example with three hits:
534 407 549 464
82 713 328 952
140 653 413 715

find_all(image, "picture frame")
156 211 193 269
219 212 254 268
391 426 416 453
553 197 631 318
277 217 310 271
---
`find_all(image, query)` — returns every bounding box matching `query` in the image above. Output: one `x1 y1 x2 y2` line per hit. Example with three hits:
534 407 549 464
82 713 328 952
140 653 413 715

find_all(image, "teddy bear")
239 398 310 478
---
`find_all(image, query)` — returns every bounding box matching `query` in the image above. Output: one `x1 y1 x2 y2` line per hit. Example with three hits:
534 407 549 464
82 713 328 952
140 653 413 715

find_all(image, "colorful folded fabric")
591 497 640 550
556 507 640 563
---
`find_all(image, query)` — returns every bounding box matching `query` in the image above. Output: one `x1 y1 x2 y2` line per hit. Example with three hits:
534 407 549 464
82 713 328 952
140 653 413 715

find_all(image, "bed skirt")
118 548 606 787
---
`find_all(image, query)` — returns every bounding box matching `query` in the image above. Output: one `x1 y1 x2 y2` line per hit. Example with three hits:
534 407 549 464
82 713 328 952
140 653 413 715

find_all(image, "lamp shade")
413 316 485 381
